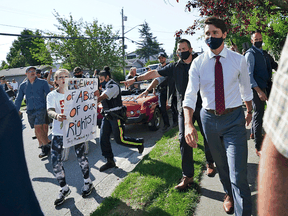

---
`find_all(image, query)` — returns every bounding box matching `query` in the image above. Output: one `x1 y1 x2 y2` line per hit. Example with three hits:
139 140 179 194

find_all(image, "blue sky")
0 0 208 63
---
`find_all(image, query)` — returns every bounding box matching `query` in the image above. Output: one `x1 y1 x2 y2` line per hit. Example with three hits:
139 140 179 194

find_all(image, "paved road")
22 111 170 216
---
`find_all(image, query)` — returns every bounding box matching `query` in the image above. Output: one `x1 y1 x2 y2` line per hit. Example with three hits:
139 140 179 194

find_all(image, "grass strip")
92 124 206 216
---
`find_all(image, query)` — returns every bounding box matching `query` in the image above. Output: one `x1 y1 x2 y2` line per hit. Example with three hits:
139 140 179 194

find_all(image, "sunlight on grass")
92 125 206 216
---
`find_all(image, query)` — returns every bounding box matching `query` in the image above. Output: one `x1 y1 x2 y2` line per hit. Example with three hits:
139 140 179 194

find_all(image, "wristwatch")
134 76 138 82
247 110 253 114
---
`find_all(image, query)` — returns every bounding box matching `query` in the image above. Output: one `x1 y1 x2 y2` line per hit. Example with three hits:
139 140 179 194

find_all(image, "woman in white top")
46 69 93 206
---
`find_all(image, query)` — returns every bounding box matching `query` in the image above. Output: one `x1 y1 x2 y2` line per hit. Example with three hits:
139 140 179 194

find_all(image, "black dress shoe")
138 144 144 154
100 158 116 172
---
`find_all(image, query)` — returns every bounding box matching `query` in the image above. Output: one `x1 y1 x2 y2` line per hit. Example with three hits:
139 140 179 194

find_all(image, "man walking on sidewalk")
15 66 51 158
183 17 253 215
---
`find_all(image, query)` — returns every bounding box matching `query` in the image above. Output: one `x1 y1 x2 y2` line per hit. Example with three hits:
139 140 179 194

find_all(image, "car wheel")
148 107 161 131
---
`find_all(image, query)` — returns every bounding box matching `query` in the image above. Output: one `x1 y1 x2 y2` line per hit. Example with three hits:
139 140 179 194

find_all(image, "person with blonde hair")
47 69 93 206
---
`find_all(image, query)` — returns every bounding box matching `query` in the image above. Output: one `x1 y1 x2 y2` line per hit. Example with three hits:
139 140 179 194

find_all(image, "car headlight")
130 111 135 115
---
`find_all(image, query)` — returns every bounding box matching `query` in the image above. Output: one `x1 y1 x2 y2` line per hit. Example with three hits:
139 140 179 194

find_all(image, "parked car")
97 82 169 131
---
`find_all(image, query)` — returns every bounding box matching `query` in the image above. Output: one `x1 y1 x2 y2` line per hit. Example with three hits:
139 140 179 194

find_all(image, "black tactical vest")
101 79 123 111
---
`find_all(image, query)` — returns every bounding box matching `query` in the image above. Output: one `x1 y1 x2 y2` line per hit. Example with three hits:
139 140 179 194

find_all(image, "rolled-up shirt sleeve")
183 60 200 111
239 56 253 101
245 52 258 88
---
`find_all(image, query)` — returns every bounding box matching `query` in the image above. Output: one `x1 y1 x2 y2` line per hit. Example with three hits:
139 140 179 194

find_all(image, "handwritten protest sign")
63 78 98 148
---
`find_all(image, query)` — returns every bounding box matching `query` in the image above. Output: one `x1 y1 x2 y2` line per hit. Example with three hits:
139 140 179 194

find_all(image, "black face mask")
74 74 82 78
178 50 191 61
101 80 107 88
205 37 224 50
254 41 263 49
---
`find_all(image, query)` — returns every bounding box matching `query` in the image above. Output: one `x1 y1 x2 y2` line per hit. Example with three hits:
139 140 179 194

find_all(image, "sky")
0 0 209 63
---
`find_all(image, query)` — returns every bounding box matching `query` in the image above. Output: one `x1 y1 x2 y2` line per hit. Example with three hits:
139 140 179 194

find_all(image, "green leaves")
47 11 123 72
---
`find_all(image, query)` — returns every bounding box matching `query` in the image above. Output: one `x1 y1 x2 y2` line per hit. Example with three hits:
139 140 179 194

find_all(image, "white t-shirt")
47 90 65 136
10 82 18 90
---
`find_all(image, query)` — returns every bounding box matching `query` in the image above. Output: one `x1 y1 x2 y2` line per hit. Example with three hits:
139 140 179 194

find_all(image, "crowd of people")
1 16 287 216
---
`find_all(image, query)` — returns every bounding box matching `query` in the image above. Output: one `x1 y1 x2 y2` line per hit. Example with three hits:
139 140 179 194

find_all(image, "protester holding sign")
46 69 93 206
95 67 144 172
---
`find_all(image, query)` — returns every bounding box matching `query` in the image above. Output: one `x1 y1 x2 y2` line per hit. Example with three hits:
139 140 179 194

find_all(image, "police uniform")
100 79 144 160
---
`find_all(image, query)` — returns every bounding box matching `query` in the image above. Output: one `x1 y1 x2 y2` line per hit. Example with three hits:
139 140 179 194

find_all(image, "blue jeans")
201 107 252 216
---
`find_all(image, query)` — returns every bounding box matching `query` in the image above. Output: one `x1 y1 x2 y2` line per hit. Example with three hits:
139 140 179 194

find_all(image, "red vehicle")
97 84 167 131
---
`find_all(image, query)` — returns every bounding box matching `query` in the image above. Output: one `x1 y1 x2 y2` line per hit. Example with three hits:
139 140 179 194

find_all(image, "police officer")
95 67 144 172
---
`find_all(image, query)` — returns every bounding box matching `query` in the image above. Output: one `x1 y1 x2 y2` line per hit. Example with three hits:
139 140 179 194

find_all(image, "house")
0 65 54 84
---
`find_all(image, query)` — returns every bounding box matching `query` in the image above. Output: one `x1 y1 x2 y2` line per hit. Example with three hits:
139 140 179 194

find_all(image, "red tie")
215 56 225 115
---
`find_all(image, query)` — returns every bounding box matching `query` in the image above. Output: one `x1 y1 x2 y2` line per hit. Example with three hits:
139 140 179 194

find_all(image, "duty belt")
206 106 241 116
103 106 123 113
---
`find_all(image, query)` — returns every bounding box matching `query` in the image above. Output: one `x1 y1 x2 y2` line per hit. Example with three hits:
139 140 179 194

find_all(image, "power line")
0 32 121 40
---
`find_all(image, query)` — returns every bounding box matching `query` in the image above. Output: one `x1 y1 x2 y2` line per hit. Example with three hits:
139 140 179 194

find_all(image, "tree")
6 29 52 68
0 61 9 70
173 36 181 62
136 21 165 61
175 0 288 60
47 11 123 72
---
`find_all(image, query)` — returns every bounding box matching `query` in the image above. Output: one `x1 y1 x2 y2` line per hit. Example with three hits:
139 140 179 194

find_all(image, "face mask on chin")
254 41 263 49
178 50 191 61
205 37 224 50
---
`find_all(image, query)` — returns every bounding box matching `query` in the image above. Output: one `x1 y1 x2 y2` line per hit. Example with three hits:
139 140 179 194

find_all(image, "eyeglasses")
27 70 36 73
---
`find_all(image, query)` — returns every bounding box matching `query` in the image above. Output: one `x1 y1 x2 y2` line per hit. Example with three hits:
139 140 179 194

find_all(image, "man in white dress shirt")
183 17 253 215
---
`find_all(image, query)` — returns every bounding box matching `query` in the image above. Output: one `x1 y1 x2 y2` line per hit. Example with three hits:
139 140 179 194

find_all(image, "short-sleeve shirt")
47 90 65 136
263 36 288 159
102 79 120 100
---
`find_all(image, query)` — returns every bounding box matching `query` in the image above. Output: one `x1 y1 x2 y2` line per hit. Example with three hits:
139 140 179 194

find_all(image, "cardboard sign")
63 78 98 148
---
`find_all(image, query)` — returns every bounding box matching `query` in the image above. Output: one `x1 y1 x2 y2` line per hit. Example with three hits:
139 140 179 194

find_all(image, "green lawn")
92 124 206 216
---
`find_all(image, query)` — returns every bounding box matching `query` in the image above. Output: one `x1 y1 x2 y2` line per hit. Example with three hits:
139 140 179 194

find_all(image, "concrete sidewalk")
195 127 260 216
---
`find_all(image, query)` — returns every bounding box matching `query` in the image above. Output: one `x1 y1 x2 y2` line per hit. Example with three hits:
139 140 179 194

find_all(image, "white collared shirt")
183 47 253 111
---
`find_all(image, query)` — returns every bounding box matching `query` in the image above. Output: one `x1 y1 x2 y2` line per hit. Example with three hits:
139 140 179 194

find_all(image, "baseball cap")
73 67 82 74
158 52 167 58
26 66 37 73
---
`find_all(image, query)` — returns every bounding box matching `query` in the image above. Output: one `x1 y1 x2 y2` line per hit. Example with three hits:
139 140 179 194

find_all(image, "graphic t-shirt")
47 90 65 136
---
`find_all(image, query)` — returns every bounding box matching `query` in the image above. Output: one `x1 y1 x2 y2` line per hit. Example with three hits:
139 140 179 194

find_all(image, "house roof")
0 65 53 77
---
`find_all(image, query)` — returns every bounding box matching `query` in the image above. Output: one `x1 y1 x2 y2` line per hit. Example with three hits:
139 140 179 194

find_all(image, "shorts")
27 109 49 128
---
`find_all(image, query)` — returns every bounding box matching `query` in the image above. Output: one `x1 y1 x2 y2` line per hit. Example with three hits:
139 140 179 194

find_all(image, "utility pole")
121 8 127 77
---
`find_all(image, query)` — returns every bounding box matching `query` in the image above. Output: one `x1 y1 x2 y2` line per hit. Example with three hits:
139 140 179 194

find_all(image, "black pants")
100 116 143 159
251 89 266 150
178 111 194 178
51 136 90 187
159 88 170 126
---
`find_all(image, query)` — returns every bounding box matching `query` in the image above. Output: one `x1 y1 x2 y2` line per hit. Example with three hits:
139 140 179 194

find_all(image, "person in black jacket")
122 39 215 189
0 87 43 216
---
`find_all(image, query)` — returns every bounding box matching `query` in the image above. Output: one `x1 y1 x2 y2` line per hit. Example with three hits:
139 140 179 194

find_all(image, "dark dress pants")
251 89 266 151
178 111 194 178
201 107 252 216
159 88 170 127
193 107 214 164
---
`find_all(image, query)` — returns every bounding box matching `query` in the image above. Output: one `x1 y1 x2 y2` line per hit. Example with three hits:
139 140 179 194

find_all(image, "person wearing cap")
73 67 85 78
15 66 51 158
